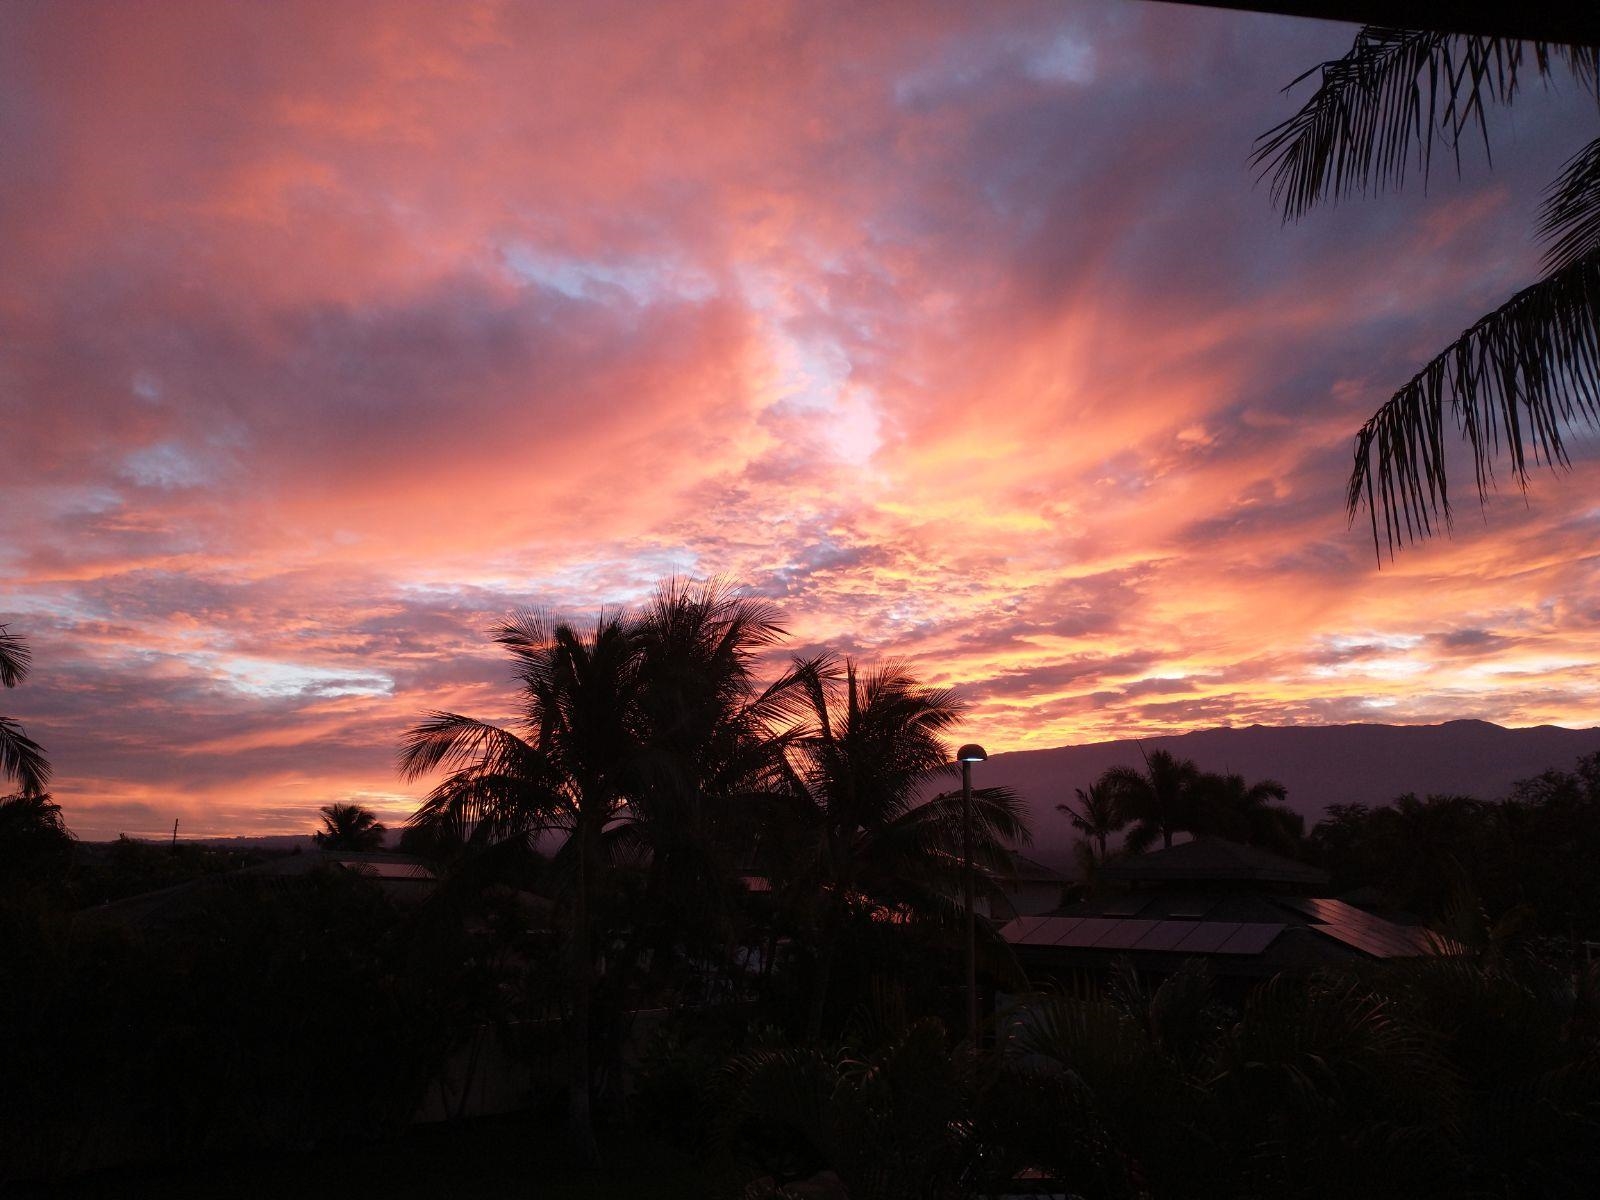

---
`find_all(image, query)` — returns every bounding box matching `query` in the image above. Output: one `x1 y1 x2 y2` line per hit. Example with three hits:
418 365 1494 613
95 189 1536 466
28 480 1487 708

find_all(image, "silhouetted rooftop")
1098 836 1329 888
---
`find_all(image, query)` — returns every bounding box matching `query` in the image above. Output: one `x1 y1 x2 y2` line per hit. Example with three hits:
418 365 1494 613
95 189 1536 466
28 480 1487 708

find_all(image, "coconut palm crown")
770 654 1029 1035
312 802 387 852
1096 747 1205 853
1057 780 1124 865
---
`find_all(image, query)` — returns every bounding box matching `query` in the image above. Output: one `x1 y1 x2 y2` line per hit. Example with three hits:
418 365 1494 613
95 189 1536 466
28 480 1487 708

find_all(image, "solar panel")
1127 920 1195 952
1280 896 1455 959
1019 917 1084 945
1051 917 1120 947
1216 922 1286 955
1311 924 1388 957
1171 922 1242 954
1090 919 1160 951
1001 914 1051 943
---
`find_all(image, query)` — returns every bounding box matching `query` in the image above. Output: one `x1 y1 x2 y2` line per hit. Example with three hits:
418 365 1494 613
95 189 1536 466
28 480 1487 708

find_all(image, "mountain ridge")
973 719 1600 873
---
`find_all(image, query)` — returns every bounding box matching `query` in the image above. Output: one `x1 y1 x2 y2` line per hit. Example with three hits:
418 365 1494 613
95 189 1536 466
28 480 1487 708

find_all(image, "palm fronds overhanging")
0 626 32 688
0 626 50 797
1346 257 1600 551
1256 30 1600 553
1540 135 1600 272
1255 33 1597 218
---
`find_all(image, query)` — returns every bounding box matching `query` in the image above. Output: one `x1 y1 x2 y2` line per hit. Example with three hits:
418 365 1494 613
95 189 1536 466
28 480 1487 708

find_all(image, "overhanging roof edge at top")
1156 1 1600 46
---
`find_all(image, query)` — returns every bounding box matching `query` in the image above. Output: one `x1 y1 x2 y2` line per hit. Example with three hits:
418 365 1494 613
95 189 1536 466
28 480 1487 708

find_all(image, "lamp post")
956 742 987 1046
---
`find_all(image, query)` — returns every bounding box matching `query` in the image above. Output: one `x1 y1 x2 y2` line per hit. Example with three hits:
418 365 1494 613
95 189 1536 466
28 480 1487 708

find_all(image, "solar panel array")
1280 896 1456 958
1001 915 1286 956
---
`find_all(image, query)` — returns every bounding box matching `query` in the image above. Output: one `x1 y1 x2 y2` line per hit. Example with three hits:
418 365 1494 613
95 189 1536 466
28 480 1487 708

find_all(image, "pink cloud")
2 1 1597 838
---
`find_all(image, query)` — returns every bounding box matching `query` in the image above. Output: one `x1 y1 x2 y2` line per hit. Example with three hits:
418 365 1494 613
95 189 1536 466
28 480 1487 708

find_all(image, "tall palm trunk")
806 931 839 1042
805 835 848 1041
568 818 599 1166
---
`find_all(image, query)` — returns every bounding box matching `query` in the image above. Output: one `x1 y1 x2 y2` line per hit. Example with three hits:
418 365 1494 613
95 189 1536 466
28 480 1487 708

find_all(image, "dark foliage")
0 868 494 1186
1308 753 1600 938
0 792 74 894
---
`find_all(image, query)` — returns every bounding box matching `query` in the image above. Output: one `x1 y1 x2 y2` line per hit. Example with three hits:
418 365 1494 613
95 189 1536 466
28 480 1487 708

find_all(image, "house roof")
1007 851 1066 883
1001 888 1458 973
1098 836 1329 888
76 851 436 930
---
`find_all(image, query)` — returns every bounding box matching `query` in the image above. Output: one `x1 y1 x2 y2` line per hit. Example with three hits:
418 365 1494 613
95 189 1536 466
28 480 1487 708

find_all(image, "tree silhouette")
619 580 814 1007
1254 32 1600 554
0 627 50 798
772 655 1028 1038
1096 748 1204 852
0 792 73 891
1056 780 1124 864
396 580 804 1159
399 607 641 1163
312 802 387 852
1192 770 1303 855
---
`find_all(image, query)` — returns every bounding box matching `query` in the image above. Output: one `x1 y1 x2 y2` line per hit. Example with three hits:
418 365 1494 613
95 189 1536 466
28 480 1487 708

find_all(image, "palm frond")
1347 253 1600 553
408 764 568 845
396 712 532 781
0 626 32 688
0 716 51 797
1254 31 1597 221
1540 136 1600 274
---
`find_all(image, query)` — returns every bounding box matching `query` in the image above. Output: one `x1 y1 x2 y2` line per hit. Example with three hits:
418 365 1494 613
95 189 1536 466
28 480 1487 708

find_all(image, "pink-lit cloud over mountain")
3 1 1597 838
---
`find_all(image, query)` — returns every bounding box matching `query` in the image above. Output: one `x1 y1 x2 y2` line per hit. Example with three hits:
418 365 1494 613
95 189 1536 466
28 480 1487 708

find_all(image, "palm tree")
1191 771 1304 855
0 626 50 798
1096 747 1203 853
396 580 801 1156
626 579 802 979
774 655 1028 1038
0 791 73 890
1057 780 1124 864
1254 32 1600 554
399 607 644 1163
312 802 387 851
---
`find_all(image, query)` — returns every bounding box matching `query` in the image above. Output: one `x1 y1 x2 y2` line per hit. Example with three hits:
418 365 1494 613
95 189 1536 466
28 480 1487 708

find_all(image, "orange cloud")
3 0 1596 838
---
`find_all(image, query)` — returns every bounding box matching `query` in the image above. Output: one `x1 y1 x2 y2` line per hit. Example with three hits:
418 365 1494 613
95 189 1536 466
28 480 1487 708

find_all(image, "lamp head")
956 743 987 764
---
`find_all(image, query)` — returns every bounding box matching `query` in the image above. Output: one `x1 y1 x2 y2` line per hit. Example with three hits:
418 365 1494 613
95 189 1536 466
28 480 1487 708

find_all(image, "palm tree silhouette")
1096 747 1203 852
627 579 804 980
1057 780 1124 864
0 626 50 798
396 580 804 1159
773 655 1028 1038
1192 770 1303 855
0 791 73 889
1254 33 1600 554
399 607 642 1164
312 802 387 851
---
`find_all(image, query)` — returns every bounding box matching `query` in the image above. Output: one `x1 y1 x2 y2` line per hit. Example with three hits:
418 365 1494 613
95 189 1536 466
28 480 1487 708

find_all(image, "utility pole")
171 818 179 850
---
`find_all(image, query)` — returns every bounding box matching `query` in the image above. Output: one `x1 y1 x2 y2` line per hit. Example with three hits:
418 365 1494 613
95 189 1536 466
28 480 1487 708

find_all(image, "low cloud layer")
3 1 1597 837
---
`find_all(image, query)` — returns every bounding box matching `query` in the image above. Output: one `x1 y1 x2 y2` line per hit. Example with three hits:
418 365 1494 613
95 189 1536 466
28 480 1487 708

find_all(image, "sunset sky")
3 1 1598 839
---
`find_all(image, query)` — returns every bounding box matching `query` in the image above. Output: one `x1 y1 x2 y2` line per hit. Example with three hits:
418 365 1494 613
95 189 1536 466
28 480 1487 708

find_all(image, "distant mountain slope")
978 721 1600 873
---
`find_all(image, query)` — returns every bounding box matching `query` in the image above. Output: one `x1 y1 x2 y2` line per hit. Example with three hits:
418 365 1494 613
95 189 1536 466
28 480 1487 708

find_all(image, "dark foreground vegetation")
3 586 1600 1197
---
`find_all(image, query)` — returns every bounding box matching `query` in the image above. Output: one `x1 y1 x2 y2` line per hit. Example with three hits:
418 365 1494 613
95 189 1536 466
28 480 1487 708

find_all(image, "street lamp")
957 743 987 1046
